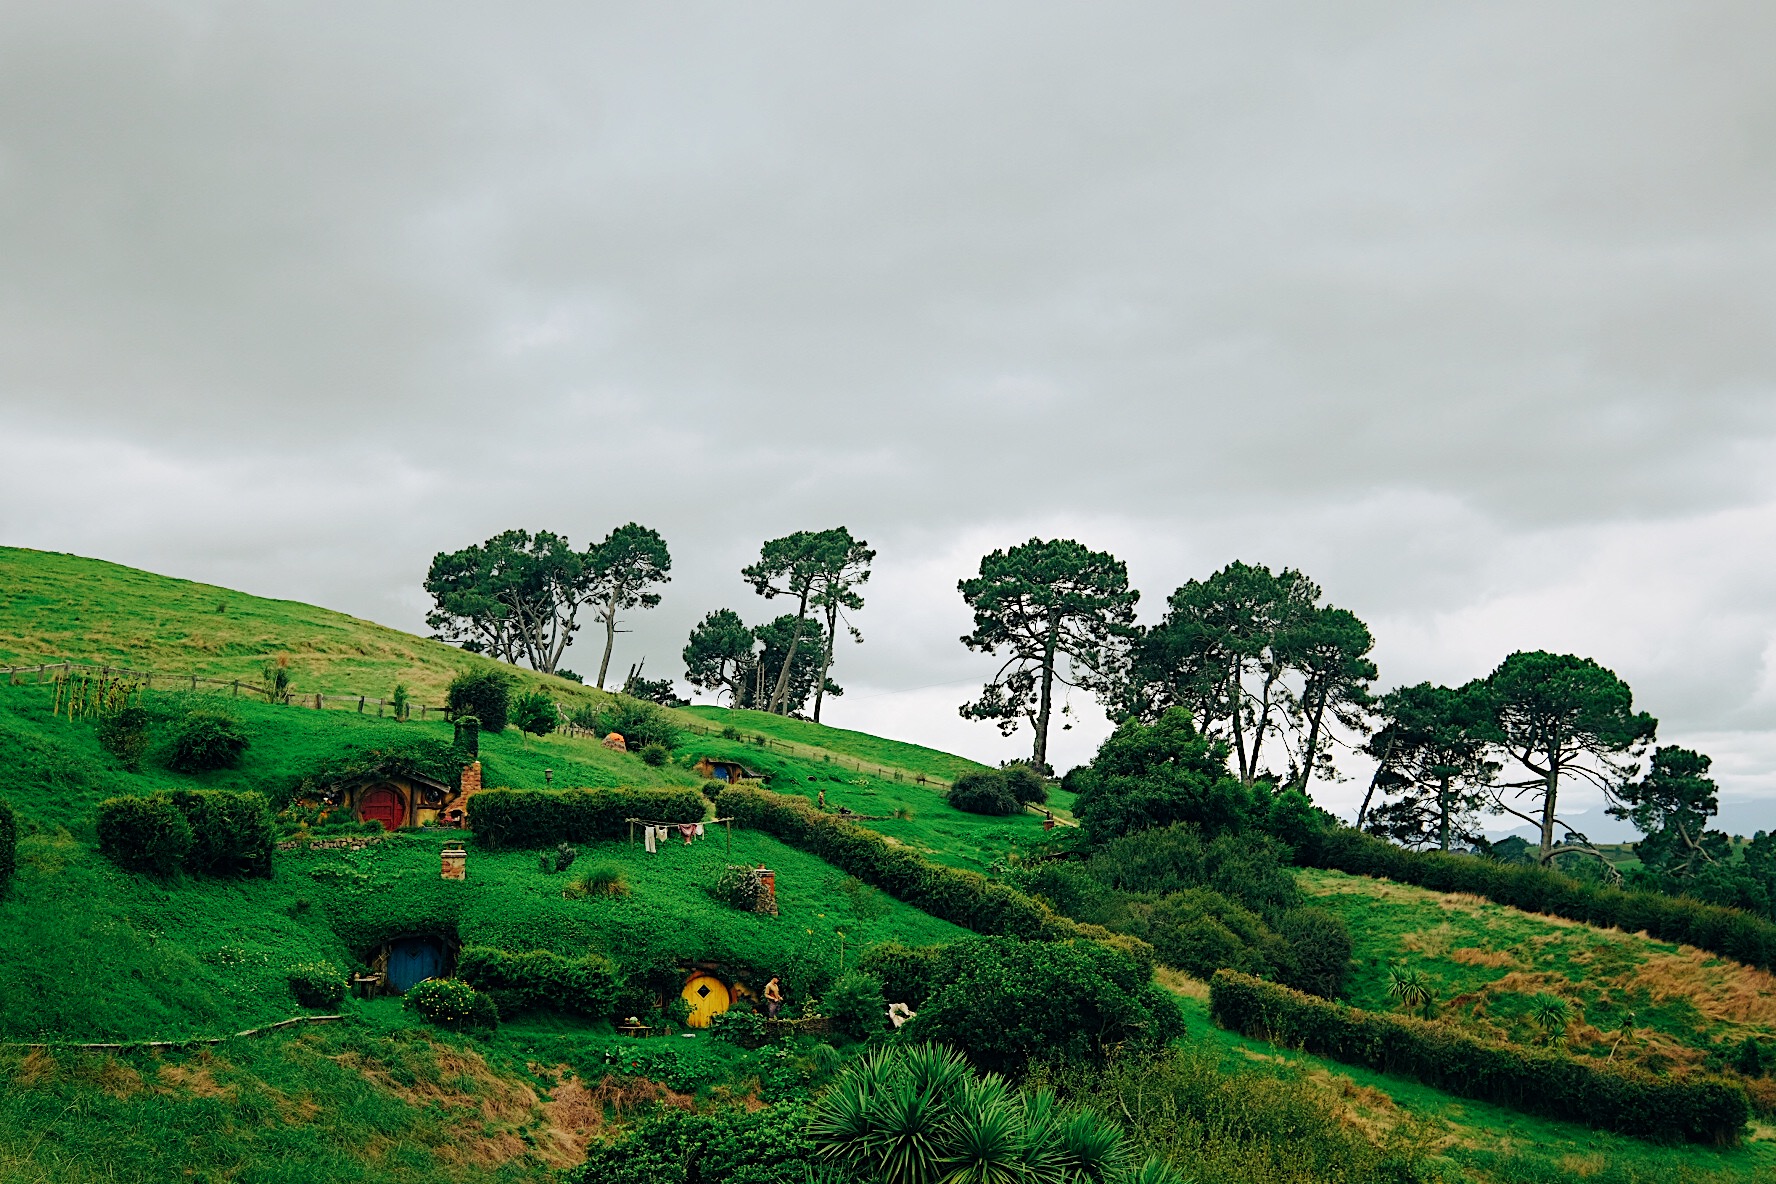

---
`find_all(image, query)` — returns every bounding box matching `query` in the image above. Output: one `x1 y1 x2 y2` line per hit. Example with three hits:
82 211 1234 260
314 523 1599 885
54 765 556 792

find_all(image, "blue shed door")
386 937 444 993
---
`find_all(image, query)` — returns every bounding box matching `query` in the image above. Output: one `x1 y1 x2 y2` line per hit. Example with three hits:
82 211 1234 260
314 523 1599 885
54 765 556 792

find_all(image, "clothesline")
627 816 736 854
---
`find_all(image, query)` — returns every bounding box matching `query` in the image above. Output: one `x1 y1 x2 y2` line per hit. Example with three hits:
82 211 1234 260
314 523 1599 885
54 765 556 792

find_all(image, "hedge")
469 787 707 850
715 785 1153 968
456 945 620 1018
0 797 15 890
1305 828 1776 973
1208 970 1748 1145
95 790 273 878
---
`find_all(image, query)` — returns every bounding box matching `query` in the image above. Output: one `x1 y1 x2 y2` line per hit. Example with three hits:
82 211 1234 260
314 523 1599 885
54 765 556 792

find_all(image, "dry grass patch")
1154 965 1210 999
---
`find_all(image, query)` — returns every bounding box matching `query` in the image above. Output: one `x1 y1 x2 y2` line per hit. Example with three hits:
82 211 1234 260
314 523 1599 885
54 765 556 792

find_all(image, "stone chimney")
461 760 482 796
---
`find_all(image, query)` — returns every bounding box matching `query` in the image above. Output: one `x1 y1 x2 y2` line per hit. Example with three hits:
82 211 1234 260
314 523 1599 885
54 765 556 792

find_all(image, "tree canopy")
743 529 862 715
424 529 591 674
958 537 1138 771
1610 746 1727 879
586 523 671 690
682 608 756 705
1361 681 1498 851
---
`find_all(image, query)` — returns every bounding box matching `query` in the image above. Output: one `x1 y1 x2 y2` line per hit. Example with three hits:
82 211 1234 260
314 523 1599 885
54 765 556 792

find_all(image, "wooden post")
725 818 732 855
232 680 239 697
358 696 365 713
314 693 322 710
190 673 197 690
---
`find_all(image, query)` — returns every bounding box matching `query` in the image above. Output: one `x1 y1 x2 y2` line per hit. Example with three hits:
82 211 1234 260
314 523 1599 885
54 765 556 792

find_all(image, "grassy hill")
4 547 1776 1182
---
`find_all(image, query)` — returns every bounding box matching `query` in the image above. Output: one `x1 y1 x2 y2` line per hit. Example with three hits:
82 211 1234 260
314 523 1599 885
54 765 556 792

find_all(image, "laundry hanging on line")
643 826 656 854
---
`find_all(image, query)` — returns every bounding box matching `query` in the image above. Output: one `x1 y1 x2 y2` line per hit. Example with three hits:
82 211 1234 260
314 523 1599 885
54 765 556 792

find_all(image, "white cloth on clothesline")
643 825 656 854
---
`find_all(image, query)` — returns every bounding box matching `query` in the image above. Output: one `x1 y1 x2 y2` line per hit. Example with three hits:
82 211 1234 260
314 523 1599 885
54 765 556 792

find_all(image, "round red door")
358 785 405 832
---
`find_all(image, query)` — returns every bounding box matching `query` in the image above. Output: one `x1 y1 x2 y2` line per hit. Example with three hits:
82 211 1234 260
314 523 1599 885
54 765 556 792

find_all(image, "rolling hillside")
2 547 1775 1182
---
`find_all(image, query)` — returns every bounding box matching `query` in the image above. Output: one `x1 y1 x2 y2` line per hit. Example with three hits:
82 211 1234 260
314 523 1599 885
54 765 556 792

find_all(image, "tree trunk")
767 589 812 715
1033 606 1062 770
812 602 839 723
1538 761 1560 864
1298 679 1328 794
1439 773 1451 851
596 594 618 689
1355 736 1394 832
1229 662 1251 783
1247 661 1282 782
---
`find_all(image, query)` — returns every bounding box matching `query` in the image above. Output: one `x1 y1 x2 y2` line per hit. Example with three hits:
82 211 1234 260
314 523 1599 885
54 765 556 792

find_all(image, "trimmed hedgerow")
469 787 707 850
1305 827 1776 974
95 790 272 878
455 945 620 1018
1208 969 1748 1145
0 797 15 890
714 785 1151 968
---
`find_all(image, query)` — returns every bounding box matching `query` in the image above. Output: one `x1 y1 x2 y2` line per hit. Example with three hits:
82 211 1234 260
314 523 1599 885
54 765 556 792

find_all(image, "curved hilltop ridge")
0 545 602 707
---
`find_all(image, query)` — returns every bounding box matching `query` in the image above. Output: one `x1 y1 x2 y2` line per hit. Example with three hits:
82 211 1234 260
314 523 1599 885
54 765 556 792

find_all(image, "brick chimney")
461 760 482 796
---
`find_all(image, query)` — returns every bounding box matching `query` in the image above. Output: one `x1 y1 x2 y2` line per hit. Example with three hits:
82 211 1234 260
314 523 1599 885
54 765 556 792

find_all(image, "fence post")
233 680 239 697
358 696 364 714
314 693 323 710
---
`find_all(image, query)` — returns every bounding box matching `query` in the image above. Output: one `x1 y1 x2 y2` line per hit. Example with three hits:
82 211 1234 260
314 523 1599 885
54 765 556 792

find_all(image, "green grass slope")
0 546 603 709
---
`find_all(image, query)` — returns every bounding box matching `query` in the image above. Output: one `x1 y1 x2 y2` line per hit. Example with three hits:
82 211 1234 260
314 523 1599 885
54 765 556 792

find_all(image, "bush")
456 946 619 1018
286 961 347 1009
1208 970 1748 1144
469 786 706 849
905 935 1184 1074
164 710 249 773
709 1007 769 1046
564 861 628 898
1276 907 1354 999
1308 827 1776 975
97 706 151 770
595 696 681 751
0 798 15 890
858 941 942 1006
820 970 887 1042
446 669 515 734
511 689 558 738
947 770 1019 815
1001 762 1050 806
170 789 274 877
708 864 768 912
95 790 271 878
639 742 670 767
568 1101 819 1184
95 794 193 876
405 977 498 1030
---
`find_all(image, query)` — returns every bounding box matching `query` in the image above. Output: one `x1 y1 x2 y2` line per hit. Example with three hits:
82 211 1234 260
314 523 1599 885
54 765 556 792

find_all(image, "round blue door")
386 937 444 993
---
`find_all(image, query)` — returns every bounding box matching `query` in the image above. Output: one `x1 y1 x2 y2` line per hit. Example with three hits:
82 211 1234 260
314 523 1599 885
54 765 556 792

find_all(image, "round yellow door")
681 974 731 1028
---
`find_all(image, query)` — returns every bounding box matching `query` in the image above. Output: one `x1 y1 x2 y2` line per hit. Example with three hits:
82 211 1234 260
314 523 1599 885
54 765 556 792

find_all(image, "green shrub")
95 794 193 876
1276 906 1354 999
1208 969 1748 1144
445 669 514 733
639 742 670 767
169 789 274 877
564 861 628 898
905 935 1183 1074
858 941 941 1006
511 689 558 738
455 946 619 1018
97 706 151 770
405 977 498 1030
820 970 887 1042
469 786 706 849
947 770 1019 815
1308 827 1776 974
554 842 578 873
1001 762 1050 806
709 1007 768 1046
595 696 681 751
0 797 15 890
286 961 347 1009
708 864 767 912
568 1101 819 1184
95 790 271 878
164 710 249 773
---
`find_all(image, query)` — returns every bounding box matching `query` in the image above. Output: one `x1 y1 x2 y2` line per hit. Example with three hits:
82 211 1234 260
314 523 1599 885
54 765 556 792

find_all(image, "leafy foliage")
97 705 151 770
424 528 593 674
640 742 670 767
95 794 193 876
403 977 498 1030
96 789 272 879
682 608 757 705
820 969 887 1042
858 941 941 1006
958 537 1139 770
445 668 515 734
468 787 706 849
947 770 1020 816
454 945 619 1018
510 688 558 738
0 797 15 891
1610 746 1728 880
1210 969 1748 1144
1361 680 1498 850
586 522 673 689
1068 709 1253 843
164 709 250 772
595 694 681 750
904 936 1183 1075
567 1100 821 1184
286 960 346 1009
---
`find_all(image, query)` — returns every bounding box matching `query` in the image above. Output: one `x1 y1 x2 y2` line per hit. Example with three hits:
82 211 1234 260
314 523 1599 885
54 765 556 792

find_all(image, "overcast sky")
5 3 1776 838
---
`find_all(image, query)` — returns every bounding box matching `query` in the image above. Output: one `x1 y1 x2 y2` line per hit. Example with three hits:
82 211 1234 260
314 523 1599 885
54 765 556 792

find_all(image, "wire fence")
1 659 959 788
